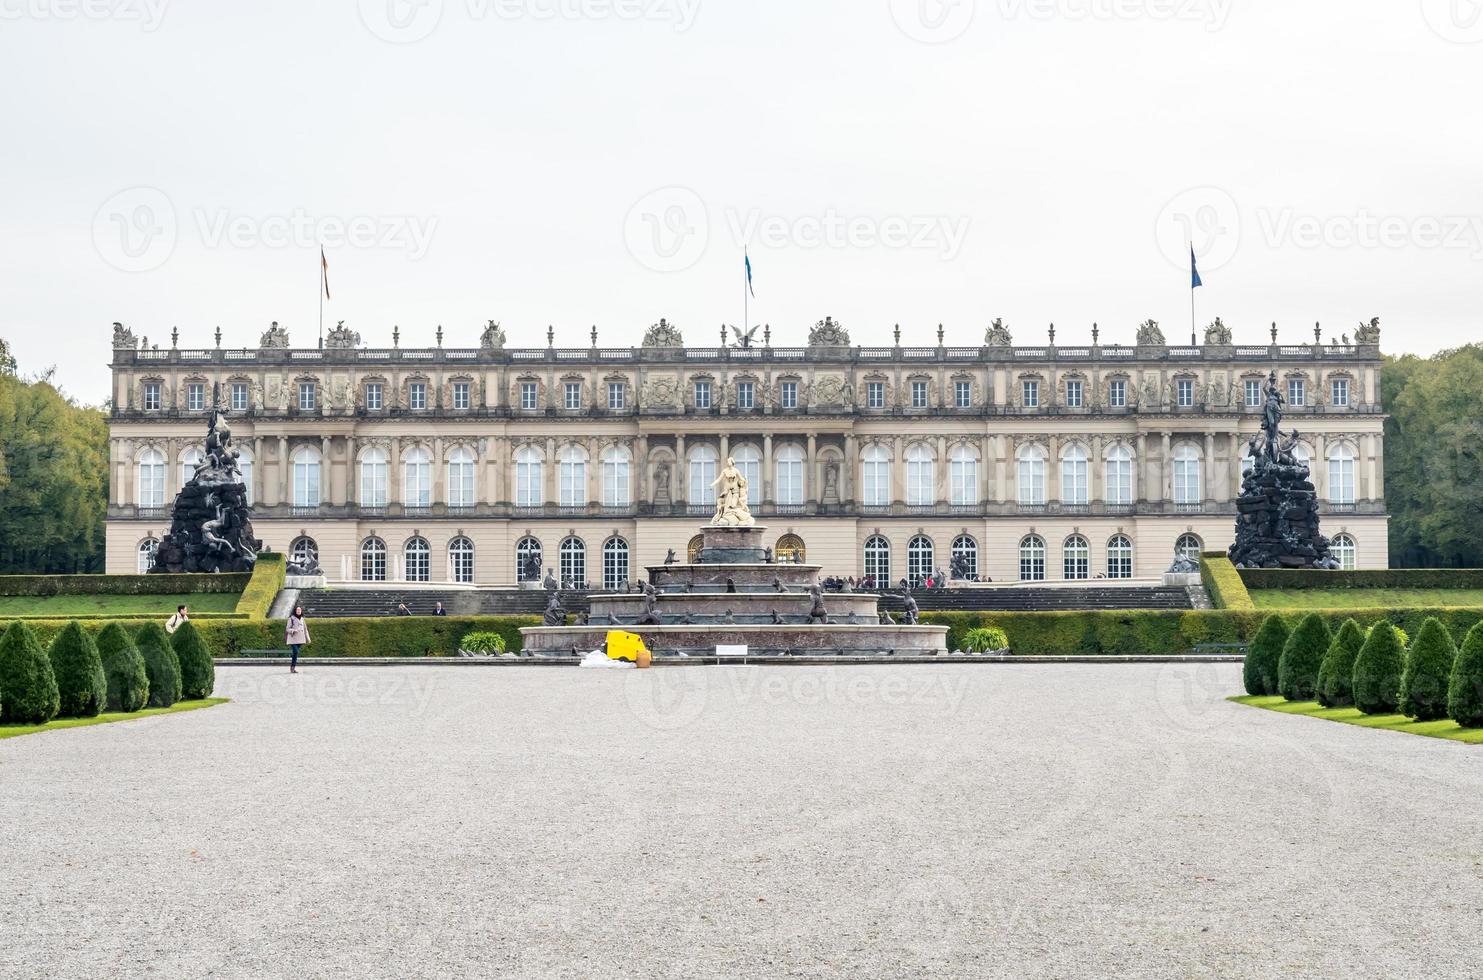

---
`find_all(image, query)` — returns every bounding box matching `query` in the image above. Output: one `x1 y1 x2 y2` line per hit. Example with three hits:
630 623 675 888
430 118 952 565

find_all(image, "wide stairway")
878 586 1192 613
297 589 594 619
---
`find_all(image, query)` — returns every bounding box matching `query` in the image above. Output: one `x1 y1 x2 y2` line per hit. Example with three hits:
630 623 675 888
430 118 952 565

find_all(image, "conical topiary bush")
1447 622 1483 728
1243 614 1289 697
1278 613 1332 702
135 622 181 708
172 621 215 701
96 623 149 713
48 621 108 718
1317 619 1366 708
1399 618 1458 722
1353 622 1405 716
0 621 61 725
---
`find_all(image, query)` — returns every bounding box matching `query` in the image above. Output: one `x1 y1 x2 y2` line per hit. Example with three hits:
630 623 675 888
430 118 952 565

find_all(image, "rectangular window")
1177 379 1194 407
564 383 582 411
186 383 205 411
955 380 972 408
736 381 754 410
775 455 803 505
143 382 161 411
365 383 383 411
520 382 537 410
452 382 470 410
298 382 316 412
1022 380 1039 408
409 382 427 410
603 455 630 507
559 458 585 507
1062 457 1089 505
1108 380 1126 408
515 460 542 507
1065 381 1083 409
230 383 248 412
1246 379 1262 407
608 382 625 411
866 382 885 409
1288 379 1306 407
1106 456 1132 505
780 381 798 409
1330 378 1350 407
911 381 928 409
694 381 711 409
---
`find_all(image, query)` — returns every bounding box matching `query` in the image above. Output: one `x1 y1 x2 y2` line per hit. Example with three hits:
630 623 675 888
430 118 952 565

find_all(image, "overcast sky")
2 0 1480 404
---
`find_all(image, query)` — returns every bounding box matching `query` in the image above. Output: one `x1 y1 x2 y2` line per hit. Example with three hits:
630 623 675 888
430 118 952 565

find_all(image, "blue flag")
745 251 755 298
1190 245 1203 289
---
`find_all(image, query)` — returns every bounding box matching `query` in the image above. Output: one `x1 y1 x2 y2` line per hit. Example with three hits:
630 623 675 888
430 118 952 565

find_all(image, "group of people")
393 601 449 617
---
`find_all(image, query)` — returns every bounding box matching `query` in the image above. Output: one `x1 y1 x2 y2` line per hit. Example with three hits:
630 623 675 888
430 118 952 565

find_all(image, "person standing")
165 604 189 635
285 605 310 673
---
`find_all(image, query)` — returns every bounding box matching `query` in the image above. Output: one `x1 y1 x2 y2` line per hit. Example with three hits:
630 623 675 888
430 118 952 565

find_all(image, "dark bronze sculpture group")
150 400 263 574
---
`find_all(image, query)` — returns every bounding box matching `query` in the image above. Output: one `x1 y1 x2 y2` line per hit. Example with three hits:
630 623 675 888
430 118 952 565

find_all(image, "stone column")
936 435 948 503
1312 433 1327 501
635 434 648 505
1203 432 1215 504
587 437 600 506
252 436 263 505
1091 435 1104 503
1135 433 1147 503
344 435 356 506
844 434 857 505
720 433 730 461
544 436 556 507
1231 428 1244 500
389 440 402 506
1159 432 1172 504
433 436 446 505
674 434 686 505
891 435 903 505
1048 434 1061 504
276 436 288 507
996 435 1010 504
762 433 773 505
807 433 818 504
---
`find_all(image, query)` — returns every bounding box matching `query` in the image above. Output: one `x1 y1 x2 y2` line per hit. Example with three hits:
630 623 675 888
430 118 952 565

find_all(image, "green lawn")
1249 588 1483 610
1231 695 1483 744
0 698 228 740
0 592 241 617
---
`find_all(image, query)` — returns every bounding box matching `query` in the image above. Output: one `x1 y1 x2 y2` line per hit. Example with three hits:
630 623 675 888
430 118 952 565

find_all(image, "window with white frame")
237 447 254 504
736 381 755 410
180 448 202 488
1105 445 1133 505
608 382 626 411
1177 378 1194 407
559 536 586 588
365 382 383 411
949 444 978 506
1328 445 1356 504
601 445 631 507
775 444 805 506
559 444 587 507
298 381 317 411
452 382 471 410
409 382 427 410
1173 445 1202 505
137 538 159 573
689 445 718 506
1245 379 1263 407
866 381 885 409
1288 378 1306 407
564 382 582 411
404 537 430 582
449 536 475 583
290 537 318 569
733 446 761 502
907 535 934 585
911 380 929 409
403 447 431 508
515 536 542 581
1060 445 1089 505
693 380 712 409
1176 534 1203 562
515 445 544 507
1065 380 1084 409
1020 535 1046 581
230 382 249 411
951 535 977 579
448 446 476 507
292 446 321 507
780 381 798 409
955 380 972 408
137 449 165 508
1021 379 1040 408
143 382 161 411
1331 533 1357 570
863 535 891 584
1108 379 1127 408
520 382 538 410
862 444 891 506
602 537 629 590
1017 445 1046 506
360 537 387 581
360 448 388 508
1107 534 1134 579
186 383 205 411
905 443 934 506
1330 377 1350 407
1063 535 1090 580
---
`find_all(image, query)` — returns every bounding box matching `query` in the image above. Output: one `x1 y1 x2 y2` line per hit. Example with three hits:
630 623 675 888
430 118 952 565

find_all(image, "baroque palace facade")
104 315 1390 584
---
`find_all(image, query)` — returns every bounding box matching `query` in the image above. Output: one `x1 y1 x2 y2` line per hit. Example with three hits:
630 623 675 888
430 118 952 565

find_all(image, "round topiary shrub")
1278 613 1332 702
1243 614 1289 696
1399 617 1458 722
1353 622 1405 716
135 622 181 708
1316 619 1366 708
172 621 215 701
48 621 108 718
0 621 61 725
1447 622 1483 728
96 623 149 713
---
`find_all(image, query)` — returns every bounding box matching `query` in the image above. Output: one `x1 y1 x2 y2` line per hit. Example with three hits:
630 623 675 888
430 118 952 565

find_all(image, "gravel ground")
2 663 1481 979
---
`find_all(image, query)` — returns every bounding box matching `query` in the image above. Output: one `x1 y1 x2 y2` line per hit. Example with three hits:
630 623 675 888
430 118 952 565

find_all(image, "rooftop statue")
111 322 138 350
1355 316 1381 346
643 318 684 348
324 320 361 349
480 320 507 350
984 318 1012 348
729 324 761 349
1136 319 1166 347
710 456 755 527
808 315 850 349
1204 316 1232 346
259 321 290 349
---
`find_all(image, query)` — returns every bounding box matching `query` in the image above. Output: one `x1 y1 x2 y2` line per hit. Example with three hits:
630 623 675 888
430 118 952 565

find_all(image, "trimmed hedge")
48 621 108 718
234 554 284 619
1239 568 1483 592
1400 617 1457 722
1316 619 1366 708
1353 623 1405 715
0 572 249 597
1278 613 1331 702
96 623 149 713
1244 615 1289 696
1447 623 1483 727
136 622 181 708
0 621 60 725
172 621 215 700
1201 555 1255 610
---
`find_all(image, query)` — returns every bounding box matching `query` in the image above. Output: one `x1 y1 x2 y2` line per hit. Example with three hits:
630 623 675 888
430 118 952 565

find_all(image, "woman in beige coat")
285 605 310 673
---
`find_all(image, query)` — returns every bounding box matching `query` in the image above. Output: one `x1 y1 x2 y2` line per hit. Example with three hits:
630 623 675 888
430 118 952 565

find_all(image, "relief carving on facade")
808 374 853 409
640 375 680 409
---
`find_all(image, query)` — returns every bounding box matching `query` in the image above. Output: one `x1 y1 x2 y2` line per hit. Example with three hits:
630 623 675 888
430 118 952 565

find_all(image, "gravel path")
2 663 1481 979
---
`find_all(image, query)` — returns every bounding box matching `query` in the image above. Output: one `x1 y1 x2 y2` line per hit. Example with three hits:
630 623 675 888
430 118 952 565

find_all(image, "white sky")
2 0 1480 405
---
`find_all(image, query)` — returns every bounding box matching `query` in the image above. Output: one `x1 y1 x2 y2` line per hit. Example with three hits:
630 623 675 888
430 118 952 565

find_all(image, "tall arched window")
559 444 587 508
949 444 978 506
1063 534 1090 580
360 537 387 581
448 446 477 507
951 535 978 580
404 536 430 582
360 447 388 508
1331 533 1357 570
907 535 935 585
403 447 432 508
291 446 321 508
559 536 586 589
733 445 761 503
1176 533 1203 562
601 445 631 507
449 536 475 583
1019 534 1046 581
775 533 806 564
515 445 544 507
1328 445 1356 504
862 445 891 507
1105 445 1133 506
180 448 203 489
775 444 805 506
863 535 891 584
689 445 718 507
1059 446 1088 506
1107 535 1134 579
1017 445 1046 506
237 447 255 505
602 537 629 590
137 448 166 509
290 536 318 569
515 536 542 582
905 444 935 506
137 537 159 573
1172 445 1202 506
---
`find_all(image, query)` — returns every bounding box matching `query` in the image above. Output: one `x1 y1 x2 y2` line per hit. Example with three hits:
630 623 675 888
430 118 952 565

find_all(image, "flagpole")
743 247 749 341
1189 241 1197 347
318 244 325 349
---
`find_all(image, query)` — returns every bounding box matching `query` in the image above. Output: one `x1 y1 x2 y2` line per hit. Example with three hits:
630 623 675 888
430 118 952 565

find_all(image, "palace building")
104 315 1390 584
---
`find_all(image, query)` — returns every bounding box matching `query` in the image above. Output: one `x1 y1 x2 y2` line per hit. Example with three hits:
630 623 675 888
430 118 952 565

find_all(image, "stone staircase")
876 586 1193 613
297 589 593 619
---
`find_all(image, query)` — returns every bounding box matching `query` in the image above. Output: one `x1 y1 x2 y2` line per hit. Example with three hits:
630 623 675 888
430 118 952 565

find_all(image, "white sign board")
716 645 749 659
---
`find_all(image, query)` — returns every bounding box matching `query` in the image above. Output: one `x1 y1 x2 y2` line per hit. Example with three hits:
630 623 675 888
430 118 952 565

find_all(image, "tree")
1278 613 1332 702
0 621 60 724
96 623 149 713
1400 618 1458 722
172 621 215 700
135 622 181 708
1316 619 1366 708
1353 623 1405 715
1244 615 1289 696
1447 622 1483 728
48 620 107 718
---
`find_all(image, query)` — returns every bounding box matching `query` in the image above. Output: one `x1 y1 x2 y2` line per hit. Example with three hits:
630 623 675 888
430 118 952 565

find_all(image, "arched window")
515 445 544 507
1176 533 1203 562
775 533 806 564
1060 445 1089 505
688 445 718 507
1063 534 1090 580
291 446 321 508
360 537 387 581
237 447 254 505
1107 535 1134 579
951 534 978 580
602 537 629 590
949 444 978 506
360 447 388 508
290 536 318 569
775 444 805 506
559 444 587 508
404 536 430 582
1331 533 1357 570
515 536 543 582
1105 445 1133 506
137 448 166 509
1019 534 1046 581
449 536 475 583
907 534 935 585
180 448 203 489
403 446 432 508
559 536 586 589
448 446 477 507
1328 445 1356 504
601 445 631 507
906 444 935 506
137 537 159 573
1017 445 1046 506
1172 444 1202 506
732 445 761 504
862 444 891 507
687 534 704 564
863 535 891 585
